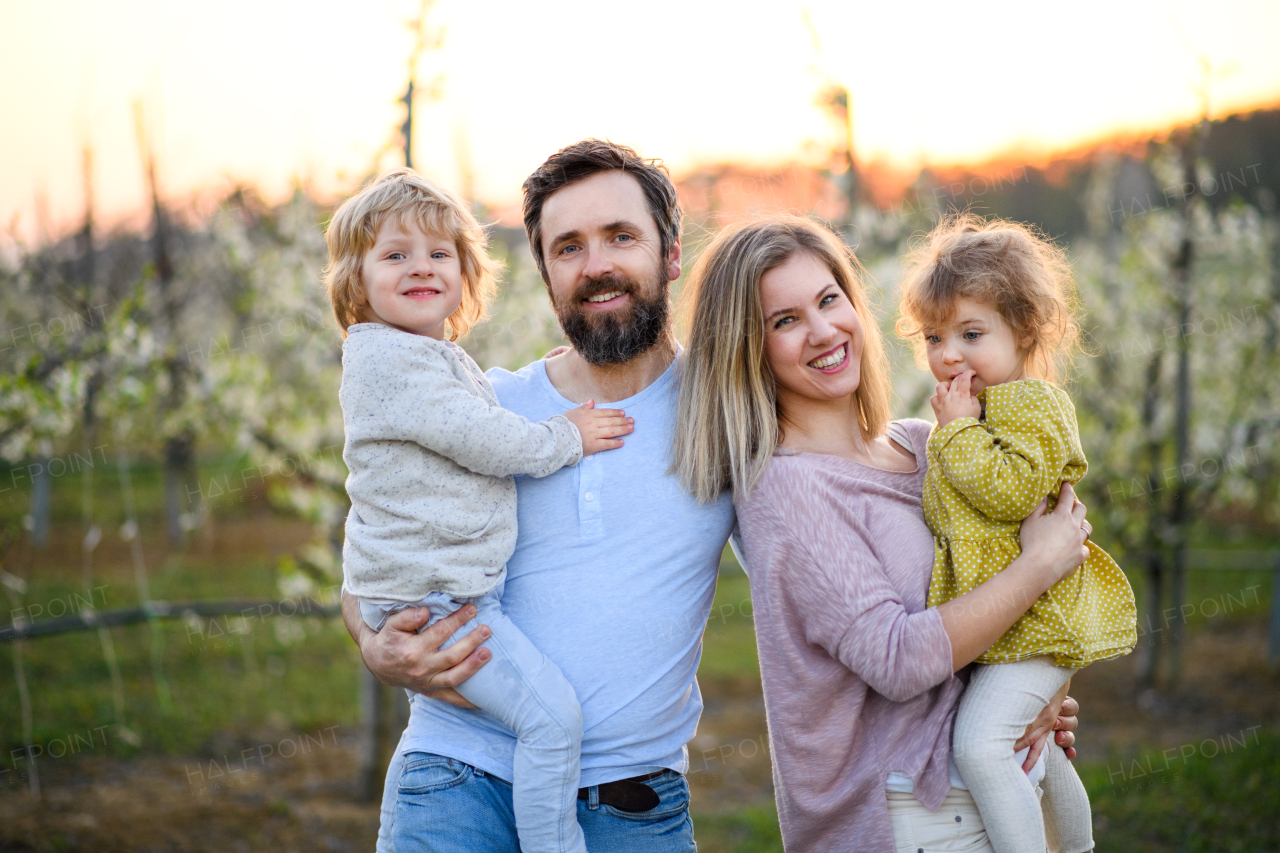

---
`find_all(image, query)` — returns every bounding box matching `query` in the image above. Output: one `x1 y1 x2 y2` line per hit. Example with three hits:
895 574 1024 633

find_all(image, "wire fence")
3 541 1277 804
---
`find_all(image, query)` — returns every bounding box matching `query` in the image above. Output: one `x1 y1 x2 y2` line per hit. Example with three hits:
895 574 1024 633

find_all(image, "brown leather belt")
577 770 666 813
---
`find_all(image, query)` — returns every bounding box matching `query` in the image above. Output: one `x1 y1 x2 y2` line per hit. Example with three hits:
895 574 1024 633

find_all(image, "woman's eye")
774 316 795 329
819 294 837 307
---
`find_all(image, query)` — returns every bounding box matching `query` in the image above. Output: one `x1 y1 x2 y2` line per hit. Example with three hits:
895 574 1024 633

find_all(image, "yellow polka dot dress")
924 379 1137 667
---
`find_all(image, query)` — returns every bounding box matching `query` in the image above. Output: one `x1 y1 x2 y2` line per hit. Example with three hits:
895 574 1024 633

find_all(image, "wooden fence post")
1269 552 1280 669
357 667 385 801
357 670 411 803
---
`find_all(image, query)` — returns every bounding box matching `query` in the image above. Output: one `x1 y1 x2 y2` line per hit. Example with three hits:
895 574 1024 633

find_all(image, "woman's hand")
1016 692 1080 770
341 591 489 708
1017 482 1090 588
938 483 1092 670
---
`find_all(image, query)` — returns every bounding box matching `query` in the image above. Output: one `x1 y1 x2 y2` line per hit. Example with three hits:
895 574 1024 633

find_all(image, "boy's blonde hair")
672 216 892 504
895 214 1080 382
323 168 498 340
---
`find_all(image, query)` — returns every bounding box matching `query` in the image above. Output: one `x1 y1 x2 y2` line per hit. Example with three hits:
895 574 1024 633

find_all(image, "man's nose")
581 243 615 279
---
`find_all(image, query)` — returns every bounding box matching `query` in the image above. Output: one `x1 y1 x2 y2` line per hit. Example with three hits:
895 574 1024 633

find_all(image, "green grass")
3 464 1277 853
2 591 360 762
693 807 783 852
0 544 359 764
701 571 759 679
688 734 1280 853
1080 730 1280 852
0 449 273 534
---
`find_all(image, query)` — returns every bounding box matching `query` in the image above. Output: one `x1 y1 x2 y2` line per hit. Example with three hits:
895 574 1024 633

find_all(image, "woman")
673 217 1091 853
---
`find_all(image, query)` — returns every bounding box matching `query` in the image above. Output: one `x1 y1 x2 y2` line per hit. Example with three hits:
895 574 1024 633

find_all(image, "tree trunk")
1168 233 1193 684
163 433 196 545
1135 345 1165 686
357 668 386 802
29 450 51 549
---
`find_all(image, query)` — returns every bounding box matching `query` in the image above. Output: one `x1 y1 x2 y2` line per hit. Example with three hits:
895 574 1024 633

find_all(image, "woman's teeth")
809 345 846 369
586 291 625 303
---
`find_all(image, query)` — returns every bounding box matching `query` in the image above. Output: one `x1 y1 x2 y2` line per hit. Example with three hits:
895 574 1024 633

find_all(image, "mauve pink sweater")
735 418 964 853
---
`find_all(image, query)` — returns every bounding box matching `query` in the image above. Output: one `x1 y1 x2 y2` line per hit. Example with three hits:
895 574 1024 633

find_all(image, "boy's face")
923 297 1028 395
359 219 464 339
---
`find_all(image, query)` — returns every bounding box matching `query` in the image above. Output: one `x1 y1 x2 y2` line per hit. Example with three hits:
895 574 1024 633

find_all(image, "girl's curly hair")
895 214 1081 381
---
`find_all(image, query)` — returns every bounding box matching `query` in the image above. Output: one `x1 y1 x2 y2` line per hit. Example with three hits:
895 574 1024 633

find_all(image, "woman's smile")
809 343 849 372
760 250 865 408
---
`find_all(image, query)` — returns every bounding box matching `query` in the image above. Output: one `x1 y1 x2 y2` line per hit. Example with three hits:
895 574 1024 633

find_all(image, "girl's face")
759 251 865 409
923 297 1028 395
359 220 464 339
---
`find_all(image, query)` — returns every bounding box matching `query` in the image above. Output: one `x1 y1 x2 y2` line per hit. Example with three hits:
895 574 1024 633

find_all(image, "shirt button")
584 492 595 501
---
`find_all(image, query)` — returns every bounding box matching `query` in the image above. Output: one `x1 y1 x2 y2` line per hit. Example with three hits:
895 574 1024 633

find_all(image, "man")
342 140 1079 852
345 139 734 852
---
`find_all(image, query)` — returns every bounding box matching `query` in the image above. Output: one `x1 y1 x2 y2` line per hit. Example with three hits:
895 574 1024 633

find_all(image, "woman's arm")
739 484 956 704
341 591 490 707
937 482 1091 671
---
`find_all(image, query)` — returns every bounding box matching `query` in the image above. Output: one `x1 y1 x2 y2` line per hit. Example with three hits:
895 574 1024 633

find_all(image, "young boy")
326 168 633 853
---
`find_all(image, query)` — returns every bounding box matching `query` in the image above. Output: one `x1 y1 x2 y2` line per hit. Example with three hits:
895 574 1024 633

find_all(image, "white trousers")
888 788 994 852
953 658 1093 853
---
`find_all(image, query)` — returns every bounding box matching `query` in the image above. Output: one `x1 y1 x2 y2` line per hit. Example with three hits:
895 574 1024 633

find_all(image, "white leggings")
953 658 1093 853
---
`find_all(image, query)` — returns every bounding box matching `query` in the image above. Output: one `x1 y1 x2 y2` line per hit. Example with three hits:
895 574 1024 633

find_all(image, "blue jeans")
364 589 586 853
391 752 696 853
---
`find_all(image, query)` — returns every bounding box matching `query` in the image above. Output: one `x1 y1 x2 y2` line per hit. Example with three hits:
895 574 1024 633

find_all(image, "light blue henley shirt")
398 354 736 786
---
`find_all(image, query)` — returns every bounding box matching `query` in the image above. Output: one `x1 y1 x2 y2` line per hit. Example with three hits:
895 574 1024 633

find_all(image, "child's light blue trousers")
361 586 587 853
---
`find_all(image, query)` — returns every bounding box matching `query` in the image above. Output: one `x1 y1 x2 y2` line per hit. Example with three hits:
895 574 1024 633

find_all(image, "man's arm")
341 590 489 708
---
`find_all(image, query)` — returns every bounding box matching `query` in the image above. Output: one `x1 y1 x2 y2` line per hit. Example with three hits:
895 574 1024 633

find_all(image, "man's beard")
555 273 670 366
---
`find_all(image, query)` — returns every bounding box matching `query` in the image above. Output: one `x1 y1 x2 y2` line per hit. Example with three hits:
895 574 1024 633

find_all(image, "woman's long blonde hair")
672 216 892 504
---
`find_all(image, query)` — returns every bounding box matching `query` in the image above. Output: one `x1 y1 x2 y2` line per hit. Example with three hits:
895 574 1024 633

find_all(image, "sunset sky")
3 0 1279 243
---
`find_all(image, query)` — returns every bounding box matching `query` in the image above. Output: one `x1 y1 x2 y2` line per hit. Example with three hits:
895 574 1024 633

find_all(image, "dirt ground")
2 612 1276 852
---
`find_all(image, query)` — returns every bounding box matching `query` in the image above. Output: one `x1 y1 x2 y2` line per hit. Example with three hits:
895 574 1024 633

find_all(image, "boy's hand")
564 400 634 455
931 370 981 428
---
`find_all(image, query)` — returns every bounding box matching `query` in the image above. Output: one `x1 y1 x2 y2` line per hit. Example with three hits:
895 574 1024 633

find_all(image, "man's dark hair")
522 139 682 284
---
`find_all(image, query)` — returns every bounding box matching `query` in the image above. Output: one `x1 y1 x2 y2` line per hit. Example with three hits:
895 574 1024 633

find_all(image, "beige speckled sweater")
340 323 582 601
735 419 962 853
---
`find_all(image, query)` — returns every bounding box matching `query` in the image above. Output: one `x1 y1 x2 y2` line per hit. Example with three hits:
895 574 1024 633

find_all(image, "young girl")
897 215 1136 853
325 168 633 853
